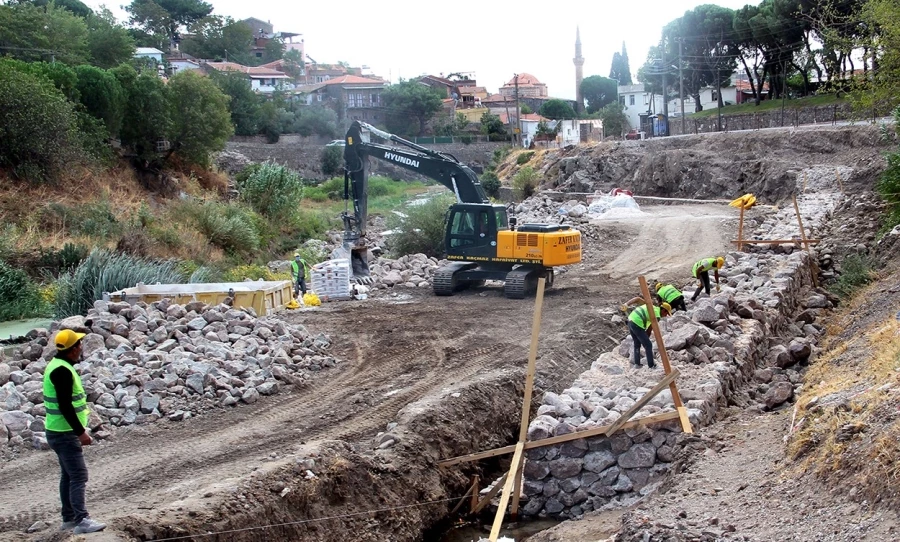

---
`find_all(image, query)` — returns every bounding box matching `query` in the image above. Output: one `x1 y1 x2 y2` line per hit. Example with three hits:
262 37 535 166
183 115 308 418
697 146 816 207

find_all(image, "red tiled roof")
505 73 543 86
205 61 290 78
498 112 549 124
482 94 514 103
322 75 385 85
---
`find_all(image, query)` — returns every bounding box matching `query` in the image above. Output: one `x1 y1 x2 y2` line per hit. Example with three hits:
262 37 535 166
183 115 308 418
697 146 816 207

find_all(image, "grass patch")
0 260 49 320
829 254 877 298
686 93 846 119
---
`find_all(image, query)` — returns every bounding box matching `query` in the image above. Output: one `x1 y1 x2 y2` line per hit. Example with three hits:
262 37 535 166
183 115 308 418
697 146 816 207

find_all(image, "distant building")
294 75 386 123
202 61 293 93
573 27 585 114
618 84 664 131
499 73 548 99
165 51 201 75
238 17 304 62
134 47 164 63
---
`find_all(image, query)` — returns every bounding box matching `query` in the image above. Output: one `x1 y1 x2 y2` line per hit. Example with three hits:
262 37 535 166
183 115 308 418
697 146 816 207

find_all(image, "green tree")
74 65 126 137
126 0 213 49
512 165 539 199
580 75 619 114
166 70 233 167
609 42 633 85
0 64 80 182
381 80 445 136
539 99 576 119
115 67 171 163
320 146 343 176
479 111 506 139
282 49 305 79
0 58 79 101
238 161 304 220
520 104 533 114
293 105 339 138
212 71 260 136
181 16 253 63
861 0 900 111
0 2 89 65
8 0 93 17
86 8 136 69
598 102 628 138
256 100 281 143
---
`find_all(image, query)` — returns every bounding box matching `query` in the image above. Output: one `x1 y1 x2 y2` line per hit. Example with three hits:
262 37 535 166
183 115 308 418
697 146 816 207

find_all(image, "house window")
712 90 719 101
316 94 322 102
629 95 635 106
644 94 649 105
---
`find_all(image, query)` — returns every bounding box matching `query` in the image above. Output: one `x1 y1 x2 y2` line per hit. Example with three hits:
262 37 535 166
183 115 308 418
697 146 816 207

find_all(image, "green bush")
237 161 304 220
386 194 455 258
516 151 535 165
878 109 900 233
481 171 501 199
830 254 877 298
44 200 121 239
74 65 125 137
304 177 344 201
512 165 539 199
54 249 185 318
117 70 171 164
190 202 261 255
166 71 234 167
321 146 343 176
36 243 88 276
0 64 81 182
0 261 48 320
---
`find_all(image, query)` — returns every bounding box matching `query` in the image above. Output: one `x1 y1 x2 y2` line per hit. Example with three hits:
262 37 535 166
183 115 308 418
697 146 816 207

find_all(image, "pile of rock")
512 196 585 225
368 253 444 290
0 298 339 449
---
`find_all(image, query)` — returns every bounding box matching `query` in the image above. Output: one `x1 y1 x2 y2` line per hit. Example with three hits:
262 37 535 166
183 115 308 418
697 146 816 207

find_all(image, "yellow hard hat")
654 282 663 291
54 329 86 351
661 302 672 314
716 256 725 268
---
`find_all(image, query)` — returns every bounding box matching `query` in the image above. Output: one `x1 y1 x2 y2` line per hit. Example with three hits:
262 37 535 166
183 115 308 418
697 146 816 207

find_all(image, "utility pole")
781 60 787 127
678 38 685 135
514 74 521 146
660 40 669 136
503 94 514 145
716 36 723 133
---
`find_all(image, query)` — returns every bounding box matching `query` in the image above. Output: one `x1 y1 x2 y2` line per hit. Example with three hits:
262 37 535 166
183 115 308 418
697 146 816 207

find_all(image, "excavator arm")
340 121 489 278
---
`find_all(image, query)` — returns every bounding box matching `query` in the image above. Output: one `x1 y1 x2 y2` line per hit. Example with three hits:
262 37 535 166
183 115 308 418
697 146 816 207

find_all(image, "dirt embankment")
526 125 890 204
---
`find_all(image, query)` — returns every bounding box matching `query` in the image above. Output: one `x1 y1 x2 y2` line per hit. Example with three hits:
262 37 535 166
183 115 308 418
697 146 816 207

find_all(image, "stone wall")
224 136 507 181
667 104 872 136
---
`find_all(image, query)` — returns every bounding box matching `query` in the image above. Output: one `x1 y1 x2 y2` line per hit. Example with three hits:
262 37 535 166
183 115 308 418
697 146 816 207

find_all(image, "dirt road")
0 204 737 541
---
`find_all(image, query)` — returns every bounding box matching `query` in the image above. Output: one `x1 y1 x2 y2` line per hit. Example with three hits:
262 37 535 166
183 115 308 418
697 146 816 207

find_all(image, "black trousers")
47 431 89 523
628 321 655 367
669 295 687 312
692 271 711 301
294 278 307 297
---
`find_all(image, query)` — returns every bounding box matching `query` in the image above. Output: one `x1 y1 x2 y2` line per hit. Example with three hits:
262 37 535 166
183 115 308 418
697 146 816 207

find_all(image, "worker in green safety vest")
655 282 687 312
628 303 671 369
291 253 309 299
43 329 106 534
691 256 725 301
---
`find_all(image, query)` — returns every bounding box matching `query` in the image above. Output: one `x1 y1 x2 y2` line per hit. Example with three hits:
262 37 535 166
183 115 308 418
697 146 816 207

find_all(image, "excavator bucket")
332 244 373 284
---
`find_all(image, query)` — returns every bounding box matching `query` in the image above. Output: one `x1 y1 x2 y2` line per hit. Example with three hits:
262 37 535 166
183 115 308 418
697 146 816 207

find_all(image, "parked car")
325 140 345 147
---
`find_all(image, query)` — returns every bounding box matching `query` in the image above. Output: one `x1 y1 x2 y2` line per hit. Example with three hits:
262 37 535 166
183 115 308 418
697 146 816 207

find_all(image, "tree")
0 2 89 65
539 99 576 119
166 71 233 167
520 104 533 114
580 75 619 114
609 42 633 85
126 0 213 49
180 16 252 63
479 111 506 139
282 49 305 79
212 71 260 136
74 65 126 137
320 146 342 176
115 67 171 163
293 105 339 138
381 80 445 136
86 8 136 69
598 102 628 138
9 0 93 17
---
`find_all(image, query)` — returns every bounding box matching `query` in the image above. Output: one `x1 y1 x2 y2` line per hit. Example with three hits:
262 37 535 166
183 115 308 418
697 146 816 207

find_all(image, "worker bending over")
628 303 671 369
691 256 725 301
655 282 687 312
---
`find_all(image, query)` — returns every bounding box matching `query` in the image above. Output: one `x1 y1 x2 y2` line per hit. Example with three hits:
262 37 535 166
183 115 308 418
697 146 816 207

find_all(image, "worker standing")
43 329 106 534
291 253 308 299
691 256 725 301
655 282 687 312
628 303 671 369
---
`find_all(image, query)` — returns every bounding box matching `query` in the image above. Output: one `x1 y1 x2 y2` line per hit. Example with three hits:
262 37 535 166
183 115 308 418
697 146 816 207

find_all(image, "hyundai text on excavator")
340 121 581 299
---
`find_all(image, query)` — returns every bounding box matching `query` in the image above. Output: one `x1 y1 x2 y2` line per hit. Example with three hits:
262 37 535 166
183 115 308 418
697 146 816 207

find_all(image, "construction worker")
628 303 671 368
655 282 687 312
43 329 106 534
691 256 725 301
291 253 308 299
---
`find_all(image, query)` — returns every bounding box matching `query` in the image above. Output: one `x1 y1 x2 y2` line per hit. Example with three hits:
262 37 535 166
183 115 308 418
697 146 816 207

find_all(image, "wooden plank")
676 406 691 434
438 411 681 468
730 239 820 245
792 196 819 288
470 475 479 513
639 276 692 433
472 472 507 514
510 457 524 519
450 482 475 516
489 442 524 541
604 369 680 436
737 205 745 252
518 277 546 442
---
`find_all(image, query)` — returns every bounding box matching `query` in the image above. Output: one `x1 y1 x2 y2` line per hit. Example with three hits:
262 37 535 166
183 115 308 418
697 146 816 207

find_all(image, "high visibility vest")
692 258 717 277
43 358 89 433
658 284 682 303
628 305 661 330
291 259 307 279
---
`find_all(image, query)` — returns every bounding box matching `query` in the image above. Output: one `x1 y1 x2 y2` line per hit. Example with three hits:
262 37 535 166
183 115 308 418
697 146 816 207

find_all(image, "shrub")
166 71 234 168
0 261 48 320
830 254 877 298
321 146 343 176
0 65 81 182
304 177 344 201
117 69 171 164
386 194 455 258
512 165 539 199
74 65 126 137
43 200 121 240
481 171 501 199
222 264 290 282
36 243 88 277
54 249 186 318
238 161 304 220
516 151 535 165
190 202 261 256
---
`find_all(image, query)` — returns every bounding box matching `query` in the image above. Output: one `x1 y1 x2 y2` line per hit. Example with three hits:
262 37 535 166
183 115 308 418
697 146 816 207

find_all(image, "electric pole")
514 74 521 146
661 40 669 136
678 38 685 135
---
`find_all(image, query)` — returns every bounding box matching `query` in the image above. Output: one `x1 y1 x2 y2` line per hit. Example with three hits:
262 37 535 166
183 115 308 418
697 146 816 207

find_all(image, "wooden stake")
438 411 681 467
489 443 524 541
510 457 524 520
792 196 819 288
472 472 507 514
638 276 692 434
605 369 680 436
470 475 480 513
450 481 476 516
737 205 745 252
836 169 844 194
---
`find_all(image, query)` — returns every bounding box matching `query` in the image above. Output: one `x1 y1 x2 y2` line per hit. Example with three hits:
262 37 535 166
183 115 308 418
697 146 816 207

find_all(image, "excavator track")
503 268 532 299
433 262 473 296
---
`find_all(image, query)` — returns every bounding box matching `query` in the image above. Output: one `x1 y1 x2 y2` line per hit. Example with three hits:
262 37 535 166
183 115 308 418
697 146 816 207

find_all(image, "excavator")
340 121 581 299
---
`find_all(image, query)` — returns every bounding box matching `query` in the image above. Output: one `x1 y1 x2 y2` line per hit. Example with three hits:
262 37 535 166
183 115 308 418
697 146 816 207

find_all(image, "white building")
133 47 164 63
618 84 664 131
203 61 293 93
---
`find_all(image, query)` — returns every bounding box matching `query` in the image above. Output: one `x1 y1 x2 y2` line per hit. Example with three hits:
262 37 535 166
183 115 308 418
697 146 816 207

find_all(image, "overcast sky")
88 0 752 100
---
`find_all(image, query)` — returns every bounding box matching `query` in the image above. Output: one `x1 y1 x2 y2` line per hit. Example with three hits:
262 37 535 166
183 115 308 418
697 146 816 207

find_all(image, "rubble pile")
0 298 339 448
367 254 443 290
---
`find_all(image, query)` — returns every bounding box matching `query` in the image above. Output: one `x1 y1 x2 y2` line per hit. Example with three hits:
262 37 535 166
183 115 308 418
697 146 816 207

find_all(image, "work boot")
73 518 106 534
60 521 77 531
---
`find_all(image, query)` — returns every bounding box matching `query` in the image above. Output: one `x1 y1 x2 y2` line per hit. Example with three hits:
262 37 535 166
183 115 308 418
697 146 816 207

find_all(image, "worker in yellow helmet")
43 329 106 534
655 282 687 312
628 302 671 369
690 256 725 301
